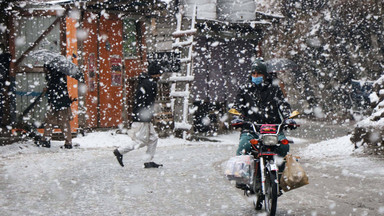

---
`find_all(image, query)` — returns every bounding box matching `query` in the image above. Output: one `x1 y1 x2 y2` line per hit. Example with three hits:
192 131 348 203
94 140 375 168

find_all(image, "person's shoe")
144 162 163 168
40 140 51 148
61 144 73 149
235 182 247 190
113 149 124 167
278 187 284 197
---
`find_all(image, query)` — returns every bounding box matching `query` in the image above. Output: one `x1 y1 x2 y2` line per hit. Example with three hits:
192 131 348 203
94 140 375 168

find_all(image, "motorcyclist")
231 58 296 160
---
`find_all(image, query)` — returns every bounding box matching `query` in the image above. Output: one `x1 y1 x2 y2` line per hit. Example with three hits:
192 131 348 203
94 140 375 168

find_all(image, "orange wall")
81 14 147 128
66 17 79 132
98 14 124 127
82 12 99 128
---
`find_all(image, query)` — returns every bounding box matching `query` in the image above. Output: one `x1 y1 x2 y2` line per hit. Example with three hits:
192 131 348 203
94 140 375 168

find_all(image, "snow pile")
301 135 354 159
73 131 135 149
299 135 384 178
351 74 384 155
357 75 384 128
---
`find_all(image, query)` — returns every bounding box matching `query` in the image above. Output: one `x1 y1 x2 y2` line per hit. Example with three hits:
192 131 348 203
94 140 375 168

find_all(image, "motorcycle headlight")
262 135 278 146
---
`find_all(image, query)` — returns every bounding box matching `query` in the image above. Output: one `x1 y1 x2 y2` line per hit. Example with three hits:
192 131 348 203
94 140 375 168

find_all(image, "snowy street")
1 120 384 216
1 1 383 215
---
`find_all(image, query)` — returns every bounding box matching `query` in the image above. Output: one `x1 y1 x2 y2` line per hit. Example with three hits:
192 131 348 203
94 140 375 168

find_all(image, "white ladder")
170 4 197 139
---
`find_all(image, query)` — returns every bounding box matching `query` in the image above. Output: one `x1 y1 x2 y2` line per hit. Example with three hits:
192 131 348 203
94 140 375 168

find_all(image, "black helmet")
251 59 268 77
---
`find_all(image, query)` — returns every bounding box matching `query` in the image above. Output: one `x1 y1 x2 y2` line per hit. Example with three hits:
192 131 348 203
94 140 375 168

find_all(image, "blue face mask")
252 76 263 85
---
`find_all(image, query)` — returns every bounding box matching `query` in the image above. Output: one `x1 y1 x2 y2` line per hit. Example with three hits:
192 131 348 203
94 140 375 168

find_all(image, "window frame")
122 18 139 59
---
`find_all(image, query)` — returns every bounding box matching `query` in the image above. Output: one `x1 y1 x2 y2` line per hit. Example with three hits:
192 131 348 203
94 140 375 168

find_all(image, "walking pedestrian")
39 63 73 149
113 62 163 168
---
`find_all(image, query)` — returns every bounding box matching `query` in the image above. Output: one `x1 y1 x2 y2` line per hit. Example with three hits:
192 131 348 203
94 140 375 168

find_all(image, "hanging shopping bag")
280 154 309 192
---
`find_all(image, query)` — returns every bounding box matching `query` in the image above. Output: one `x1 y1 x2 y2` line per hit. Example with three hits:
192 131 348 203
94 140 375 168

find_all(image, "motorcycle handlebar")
287 123 301 127
231 121 300 127
231 121 300 135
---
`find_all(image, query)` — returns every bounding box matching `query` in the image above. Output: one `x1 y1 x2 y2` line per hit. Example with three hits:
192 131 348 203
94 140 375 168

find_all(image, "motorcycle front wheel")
264 170 278 216
254 194 263 210
252 163 263 211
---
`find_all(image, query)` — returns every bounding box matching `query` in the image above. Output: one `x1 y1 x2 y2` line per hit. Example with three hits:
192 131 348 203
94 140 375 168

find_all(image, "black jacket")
132 73 158 122
46 70 72 111
233 77 291 125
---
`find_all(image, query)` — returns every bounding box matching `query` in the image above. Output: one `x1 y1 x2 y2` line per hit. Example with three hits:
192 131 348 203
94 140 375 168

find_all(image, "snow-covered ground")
301 135 384 176
1 123 384 215
0 130 241 158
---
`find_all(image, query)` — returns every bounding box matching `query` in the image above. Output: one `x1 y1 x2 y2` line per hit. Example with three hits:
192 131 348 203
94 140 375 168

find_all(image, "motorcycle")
228 109 300 216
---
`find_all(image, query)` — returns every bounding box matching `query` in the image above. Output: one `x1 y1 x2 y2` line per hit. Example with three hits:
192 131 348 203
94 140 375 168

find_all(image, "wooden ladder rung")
169 76 194 82
170 91 190 97
172 40 193 48
172 29 197 38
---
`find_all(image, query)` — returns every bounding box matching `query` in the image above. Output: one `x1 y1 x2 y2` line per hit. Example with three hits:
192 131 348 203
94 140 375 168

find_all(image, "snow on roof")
255 11 284 19
197 18 272 27
17 4 65 12
16 0 72 10
26 0 87 4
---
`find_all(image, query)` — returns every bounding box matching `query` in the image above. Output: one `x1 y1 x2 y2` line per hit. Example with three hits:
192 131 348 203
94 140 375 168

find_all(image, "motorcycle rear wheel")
264 170 278 216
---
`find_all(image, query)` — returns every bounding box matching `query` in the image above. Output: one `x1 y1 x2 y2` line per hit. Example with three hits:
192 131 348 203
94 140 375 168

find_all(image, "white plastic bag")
225 155 254 184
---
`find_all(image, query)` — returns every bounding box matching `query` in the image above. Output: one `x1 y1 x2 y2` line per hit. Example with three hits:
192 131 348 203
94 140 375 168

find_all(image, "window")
123 19 137 58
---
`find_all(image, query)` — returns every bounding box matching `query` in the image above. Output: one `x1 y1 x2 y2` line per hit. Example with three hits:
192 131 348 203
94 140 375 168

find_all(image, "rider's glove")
284 119 297 130
231 116 244 129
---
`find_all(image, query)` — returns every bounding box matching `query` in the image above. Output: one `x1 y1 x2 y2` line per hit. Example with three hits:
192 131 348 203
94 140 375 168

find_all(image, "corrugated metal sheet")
13 15 61 128
182 0 217 20
182 0 257 22
217 0 256 21
15 73 47 126
15 16 60 67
